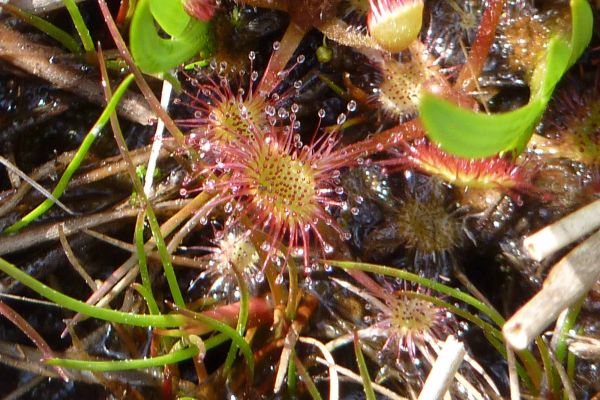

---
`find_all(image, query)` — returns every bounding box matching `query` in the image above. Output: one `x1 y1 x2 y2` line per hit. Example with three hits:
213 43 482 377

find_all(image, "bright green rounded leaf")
130 0 214 74
148 0 191 38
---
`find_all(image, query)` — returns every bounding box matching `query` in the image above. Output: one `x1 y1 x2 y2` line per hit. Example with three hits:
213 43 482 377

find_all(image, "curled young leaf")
419 0 593 158
130 0 214 74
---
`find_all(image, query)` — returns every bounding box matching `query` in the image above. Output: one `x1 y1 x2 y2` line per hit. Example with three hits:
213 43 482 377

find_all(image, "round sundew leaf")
130 0 214 74
419 0 593 158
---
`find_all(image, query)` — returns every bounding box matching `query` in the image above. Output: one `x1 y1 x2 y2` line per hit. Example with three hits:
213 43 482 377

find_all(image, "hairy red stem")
96 0 186 146
258 21 307 95
454 0 504 92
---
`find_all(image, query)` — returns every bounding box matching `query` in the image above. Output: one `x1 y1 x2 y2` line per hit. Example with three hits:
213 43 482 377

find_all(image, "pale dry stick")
330 277 388 313
58 224 98 291
427 337 501 400
315 357 408 400
62 262 140 336
0 145 157 218
100 265 141 312
0 199 186 256
0 207 140 255
0 150 76 217
69 144 165 187
504 229 600 350
143 81 171 197
298 337 339 400
83 228 203 268
418 335 466 400
7 0 84 13
0 23 154 125
4 153 21 189
421 338 488 400
325 327 385 352
506 344 520 400
166 195 223 254
2 375 46 400
64 193 212 330
0 155 75 215
273 322 300 394
567 334 600 360
0 292 63 308
523 198 600 261
0 339 162 387
327 322 489 399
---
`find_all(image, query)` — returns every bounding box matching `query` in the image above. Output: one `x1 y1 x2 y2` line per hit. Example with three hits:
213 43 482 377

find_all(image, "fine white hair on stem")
315 357 408 400
0 155 75 216
298 337 339 400
523 198 600 261
504 229 600 350
418 335 466 400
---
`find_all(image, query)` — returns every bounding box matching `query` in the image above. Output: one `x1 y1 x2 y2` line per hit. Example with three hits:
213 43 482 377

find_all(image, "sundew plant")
0 0 597 399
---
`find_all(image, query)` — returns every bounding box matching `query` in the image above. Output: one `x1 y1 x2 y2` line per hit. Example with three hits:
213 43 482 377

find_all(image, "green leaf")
3 74 136 234
419 0 593 158
130 0 214 74
419 93 545 157
568 0 594 67
530 37 571 100
47 346 199 371
61 0 95 54
148 0 191 37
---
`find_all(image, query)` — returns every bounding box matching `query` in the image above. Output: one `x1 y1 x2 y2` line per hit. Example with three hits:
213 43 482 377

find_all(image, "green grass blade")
0 257 185 328
3 74 135 234
224 269 250 371
185 310 255 378
329 260 504 326
568 0 594 67
287 351 297 396
134 212 160 314
145 205 185 308
294 355 324 400
3 4 81 53
353 333 376 400
61 0 95 53
47 345 199 371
